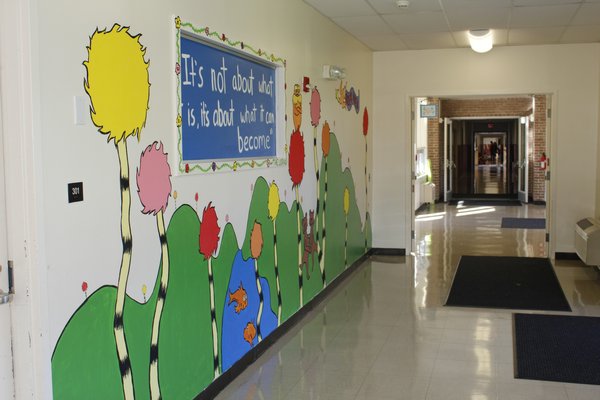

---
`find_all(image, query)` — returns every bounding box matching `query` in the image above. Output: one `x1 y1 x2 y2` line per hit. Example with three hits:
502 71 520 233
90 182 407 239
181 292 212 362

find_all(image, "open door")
0 60 15 400
443 118 454 202
517 117 529 203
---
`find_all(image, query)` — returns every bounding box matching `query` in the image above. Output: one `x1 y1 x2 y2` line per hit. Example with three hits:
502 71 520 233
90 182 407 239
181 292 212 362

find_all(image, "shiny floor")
215 203 600 400
474 164 508 195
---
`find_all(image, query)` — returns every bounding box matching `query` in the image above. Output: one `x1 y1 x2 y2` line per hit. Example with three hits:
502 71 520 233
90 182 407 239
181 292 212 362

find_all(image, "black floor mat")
449 199 522 206
501 217 546 229
445 256 571 311
514 313 600 385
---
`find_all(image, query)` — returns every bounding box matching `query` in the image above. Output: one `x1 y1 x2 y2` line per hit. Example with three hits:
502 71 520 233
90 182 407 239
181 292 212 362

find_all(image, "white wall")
373 44 600 253
32 0 372 350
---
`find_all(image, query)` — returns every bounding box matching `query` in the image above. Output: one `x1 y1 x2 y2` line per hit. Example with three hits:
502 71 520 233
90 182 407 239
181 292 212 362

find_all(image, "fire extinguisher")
540 152 547 170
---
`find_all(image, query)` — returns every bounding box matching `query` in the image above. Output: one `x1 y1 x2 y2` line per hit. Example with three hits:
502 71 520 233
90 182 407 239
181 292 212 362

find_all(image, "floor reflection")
216 203 600 400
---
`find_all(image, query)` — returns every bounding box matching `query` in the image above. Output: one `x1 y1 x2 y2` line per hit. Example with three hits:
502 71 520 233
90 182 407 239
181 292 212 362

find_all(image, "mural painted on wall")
51 20 372 400
335 80 360 113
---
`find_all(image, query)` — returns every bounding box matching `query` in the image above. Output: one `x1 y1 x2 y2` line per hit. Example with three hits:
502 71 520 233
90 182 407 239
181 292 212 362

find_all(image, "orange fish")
244 321 256 346
228 282 248 314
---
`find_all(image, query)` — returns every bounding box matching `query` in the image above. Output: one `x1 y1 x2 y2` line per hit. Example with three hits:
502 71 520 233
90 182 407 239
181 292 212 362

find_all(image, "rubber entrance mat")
501 217 546 229
514 313 600 385
449 199 522 206
445 256 571 311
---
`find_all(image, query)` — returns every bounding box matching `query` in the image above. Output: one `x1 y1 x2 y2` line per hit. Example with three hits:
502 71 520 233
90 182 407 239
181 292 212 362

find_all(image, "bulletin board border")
174 16 288 174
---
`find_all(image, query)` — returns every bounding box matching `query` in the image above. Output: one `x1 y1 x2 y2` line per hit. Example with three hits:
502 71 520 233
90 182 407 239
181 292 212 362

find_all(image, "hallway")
216 203 600 400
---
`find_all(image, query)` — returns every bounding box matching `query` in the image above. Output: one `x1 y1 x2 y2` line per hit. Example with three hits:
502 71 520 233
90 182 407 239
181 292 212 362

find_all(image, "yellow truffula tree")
84 24 150 400
267 181 282 325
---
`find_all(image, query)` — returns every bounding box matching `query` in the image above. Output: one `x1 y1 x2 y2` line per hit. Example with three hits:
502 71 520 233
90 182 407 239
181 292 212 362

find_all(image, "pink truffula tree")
136 141 172 400
289 128 306 307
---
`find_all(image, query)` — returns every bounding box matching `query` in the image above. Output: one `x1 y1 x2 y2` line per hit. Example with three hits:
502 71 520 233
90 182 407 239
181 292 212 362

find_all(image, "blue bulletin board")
175 22 286 173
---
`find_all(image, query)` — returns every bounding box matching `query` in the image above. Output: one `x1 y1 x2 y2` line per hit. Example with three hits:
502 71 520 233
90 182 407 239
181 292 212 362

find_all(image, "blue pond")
221 250 278 372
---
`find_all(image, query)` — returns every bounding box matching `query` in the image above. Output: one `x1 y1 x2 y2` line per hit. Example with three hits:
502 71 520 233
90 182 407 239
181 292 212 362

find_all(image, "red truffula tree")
199 202 221 378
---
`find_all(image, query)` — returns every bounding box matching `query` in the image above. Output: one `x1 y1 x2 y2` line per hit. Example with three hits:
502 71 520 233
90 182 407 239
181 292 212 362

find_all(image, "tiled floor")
215 203 600 400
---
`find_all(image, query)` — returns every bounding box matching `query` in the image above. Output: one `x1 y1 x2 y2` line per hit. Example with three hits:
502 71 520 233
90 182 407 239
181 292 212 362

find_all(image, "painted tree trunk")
364 139 368 252
295 188 303 307
207 257 220 378
313 130 325 287
321 158 328 284
149 210 169 400
273 221 282 325
254 258 264 342
344 216 348 268
114 140 135 400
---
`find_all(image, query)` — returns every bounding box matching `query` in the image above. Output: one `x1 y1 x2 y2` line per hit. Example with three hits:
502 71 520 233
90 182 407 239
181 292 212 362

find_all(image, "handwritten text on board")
181 36 277 161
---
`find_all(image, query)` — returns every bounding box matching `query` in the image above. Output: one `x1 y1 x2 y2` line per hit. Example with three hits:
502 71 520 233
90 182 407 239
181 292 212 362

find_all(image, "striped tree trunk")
114 140 135 400
364 139 368 252
207 257 220 378
254 258 264 342
313 130 325 288
149 210 169 400
295 188 303 307
344 216 348 268
320 158 328 283
273 221 282 325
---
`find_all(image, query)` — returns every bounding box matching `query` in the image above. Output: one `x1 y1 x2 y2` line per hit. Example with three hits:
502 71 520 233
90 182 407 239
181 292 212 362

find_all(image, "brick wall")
532 95 547 202
441 98 532 118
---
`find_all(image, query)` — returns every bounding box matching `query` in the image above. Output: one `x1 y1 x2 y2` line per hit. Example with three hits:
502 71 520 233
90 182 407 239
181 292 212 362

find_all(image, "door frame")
0 0 52 398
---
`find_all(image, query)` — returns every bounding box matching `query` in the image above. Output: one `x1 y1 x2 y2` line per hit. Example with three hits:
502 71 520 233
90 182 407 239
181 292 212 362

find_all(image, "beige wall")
373 44 600 253
33 0 372 347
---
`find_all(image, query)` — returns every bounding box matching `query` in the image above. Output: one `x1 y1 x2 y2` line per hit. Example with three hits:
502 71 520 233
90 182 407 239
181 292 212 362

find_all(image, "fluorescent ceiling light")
468 29 493 53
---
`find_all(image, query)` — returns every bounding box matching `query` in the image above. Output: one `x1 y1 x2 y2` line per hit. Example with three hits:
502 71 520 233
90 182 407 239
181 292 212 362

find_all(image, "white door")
443 118 454 202
517 117 529 203
0 64 15 399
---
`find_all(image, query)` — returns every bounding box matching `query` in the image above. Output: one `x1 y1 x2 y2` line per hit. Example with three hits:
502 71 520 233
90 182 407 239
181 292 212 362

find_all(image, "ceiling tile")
508 27 565 45
399 32 457 50
383 12 449 34
513 0 581 5
356 33 409 50
367 0 442 15
441 0 512 8
571 3 600 25
560 24 600 42
445 7 511 30
510 5 580 28
331 15 395 36
303 0 377 18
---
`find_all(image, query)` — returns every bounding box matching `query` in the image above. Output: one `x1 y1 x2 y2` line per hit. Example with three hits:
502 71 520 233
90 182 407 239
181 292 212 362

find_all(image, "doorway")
443 118 520 200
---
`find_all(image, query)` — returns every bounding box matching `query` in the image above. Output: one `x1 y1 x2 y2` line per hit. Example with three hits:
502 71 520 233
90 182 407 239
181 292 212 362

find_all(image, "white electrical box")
574 218 600 266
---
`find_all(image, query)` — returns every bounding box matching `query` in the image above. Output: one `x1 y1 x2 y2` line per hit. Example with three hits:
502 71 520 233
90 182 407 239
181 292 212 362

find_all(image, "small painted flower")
251 160 255 168
176 114 182 127
221 33 226 41
136 141 172 215
205 27 210 35
175 62 181 75
185 163 190 173
82 281 88 293
233 161 238 171
175 16 181 29
211 162 217 171
241 42 244 49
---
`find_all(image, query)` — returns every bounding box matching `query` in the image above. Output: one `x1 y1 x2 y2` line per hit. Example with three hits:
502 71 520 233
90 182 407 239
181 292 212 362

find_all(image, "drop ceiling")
302 0 600 51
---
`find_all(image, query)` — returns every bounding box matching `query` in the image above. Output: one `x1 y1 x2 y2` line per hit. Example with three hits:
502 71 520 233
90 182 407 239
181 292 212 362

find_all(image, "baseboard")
370 247 406 256
555 252 581 261
532 200 546 205
194 248 375 400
